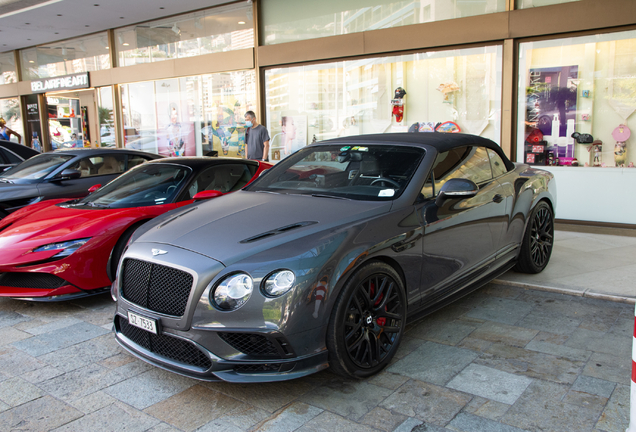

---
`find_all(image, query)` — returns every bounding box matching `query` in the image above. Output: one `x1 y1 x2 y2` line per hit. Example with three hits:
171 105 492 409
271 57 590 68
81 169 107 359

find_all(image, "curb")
493 279 636 305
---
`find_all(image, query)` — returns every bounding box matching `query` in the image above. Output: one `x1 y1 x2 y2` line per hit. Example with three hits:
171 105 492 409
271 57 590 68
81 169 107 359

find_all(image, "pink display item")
612 124 631 167
558 157 578 166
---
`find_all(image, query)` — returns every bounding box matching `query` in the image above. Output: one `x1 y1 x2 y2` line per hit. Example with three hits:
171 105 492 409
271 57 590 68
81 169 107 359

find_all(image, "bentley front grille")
117 315 211 369
120 258 193 316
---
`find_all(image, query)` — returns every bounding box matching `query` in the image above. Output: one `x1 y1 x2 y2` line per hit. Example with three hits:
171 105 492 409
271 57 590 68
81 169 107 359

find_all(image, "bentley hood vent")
240 221 318 244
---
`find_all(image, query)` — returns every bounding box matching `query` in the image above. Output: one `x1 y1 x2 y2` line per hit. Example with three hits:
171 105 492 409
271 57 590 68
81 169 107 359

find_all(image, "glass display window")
97 87 116 147
0 52 17 85
19 32 110 81
0 97 24 143
120 70 256 157
115 3 254 67
517 29 636 168
47 96 82 150
262 0 506 45
265 45 502 161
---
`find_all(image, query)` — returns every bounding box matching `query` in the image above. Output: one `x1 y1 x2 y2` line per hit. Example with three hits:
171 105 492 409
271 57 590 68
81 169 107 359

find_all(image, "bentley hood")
133 190 392 265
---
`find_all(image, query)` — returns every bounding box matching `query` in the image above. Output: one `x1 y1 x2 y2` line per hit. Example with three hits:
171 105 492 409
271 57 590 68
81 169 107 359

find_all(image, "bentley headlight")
33 238 91 258
263 270 295 297
212 273 253 311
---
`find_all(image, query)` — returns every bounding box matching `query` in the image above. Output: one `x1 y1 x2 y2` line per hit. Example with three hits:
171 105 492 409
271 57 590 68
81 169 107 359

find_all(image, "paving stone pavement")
0 282 632 432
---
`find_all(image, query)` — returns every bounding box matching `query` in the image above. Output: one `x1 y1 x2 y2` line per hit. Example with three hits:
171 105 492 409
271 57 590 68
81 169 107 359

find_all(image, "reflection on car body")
112 133 556 383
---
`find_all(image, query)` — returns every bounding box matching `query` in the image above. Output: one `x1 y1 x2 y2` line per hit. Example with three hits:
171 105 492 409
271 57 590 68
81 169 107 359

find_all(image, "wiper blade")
310 193 350 200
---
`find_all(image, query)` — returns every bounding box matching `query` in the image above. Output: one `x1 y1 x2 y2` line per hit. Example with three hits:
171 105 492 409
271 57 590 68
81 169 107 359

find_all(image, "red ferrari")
0 157 271 300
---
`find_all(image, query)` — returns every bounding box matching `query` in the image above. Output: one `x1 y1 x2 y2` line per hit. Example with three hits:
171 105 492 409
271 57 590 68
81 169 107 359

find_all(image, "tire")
514 201 554 274
109 222 145 281
326 261 406 379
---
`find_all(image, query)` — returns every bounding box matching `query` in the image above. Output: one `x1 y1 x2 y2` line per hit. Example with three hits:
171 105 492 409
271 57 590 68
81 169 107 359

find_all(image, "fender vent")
240 221 317 244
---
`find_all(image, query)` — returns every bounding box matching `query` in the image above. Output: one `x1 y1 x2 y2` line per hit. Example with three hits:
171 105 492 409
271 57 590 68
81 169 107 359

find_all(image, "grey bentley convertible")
112 133 556 382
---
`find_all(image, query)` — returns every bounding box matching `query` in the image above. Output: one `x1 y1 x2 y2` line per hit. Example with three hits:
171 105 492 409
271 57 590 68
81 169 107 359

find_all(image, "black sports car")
0 148 161 217
0 139 40 172
112 133 556 382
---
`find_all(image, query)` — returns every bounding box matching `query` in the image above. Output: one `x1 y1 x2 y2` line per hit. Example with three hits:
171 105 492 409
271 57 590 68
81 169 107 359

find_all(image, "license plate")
127 311 158 334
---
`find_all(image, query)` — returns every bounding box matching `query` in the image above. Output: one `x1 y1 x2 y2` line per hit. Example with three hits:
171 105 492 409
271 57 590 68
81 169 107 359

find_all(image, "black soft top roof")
146 156 259 169
317 133 515 171
0 140 40 159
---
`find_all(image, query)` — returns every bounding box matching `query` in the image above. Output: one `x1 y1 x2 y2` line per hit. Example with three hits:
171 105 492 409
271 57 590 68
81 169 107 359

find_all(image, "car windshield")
70 163 191 209
0 153 74 180
246 144 426 201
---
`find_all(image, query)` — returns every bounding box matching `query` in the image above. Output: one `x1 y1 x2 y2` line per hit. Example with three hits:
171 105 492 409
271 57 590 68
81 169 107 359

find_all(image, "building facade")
1 0 635 225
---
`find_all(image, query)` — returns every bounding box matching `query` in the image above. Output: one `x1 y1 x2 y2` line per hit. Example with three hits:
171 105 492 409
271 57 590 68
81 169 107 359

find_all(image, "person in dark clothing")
244 111 270 162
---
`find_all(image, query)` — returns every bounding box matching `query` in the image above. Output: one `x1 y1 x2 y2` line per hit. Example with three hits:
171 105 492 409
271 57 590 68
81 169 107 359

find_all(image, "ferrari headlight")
211 273 253 311
33 238 91 258
263 270 295 297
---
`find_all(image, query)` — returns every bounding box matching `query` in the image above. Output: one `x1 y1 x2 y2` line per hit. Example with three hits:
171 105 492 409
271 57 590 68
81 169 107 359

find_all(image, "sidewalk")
496 223 636 304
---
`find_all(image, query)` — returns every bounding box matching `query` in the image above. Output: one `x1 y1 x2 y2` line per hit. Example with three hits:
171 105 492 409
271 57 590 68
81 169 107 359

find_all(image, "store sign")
30 73 90 93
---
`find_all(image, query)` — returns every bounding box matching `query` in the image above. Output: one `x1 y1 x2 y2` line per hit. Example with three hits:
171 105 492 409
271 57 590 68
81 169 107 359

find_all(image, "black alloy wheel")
327 262 406 378
530 204 553 268
514 201 554 274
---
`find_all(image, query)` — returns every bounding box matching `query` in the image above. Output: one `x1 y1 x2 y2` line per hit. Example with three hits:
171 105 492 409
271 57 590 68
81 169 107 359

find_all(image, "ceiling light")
171 23 180 35
238 21 245 25
29 60 34 63
123 43 129 46
105 46 109 49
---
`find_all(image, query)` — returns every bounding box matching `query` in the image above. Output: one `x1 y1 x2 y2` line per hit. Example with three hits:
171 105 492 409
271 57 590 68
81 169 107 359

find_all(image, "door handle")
493 194 504 203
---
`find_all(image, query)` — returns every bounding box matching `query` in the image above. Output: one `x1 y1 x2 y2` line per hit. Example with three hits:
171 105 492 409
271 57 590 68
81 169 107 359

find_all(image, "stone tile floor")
0 282 632 431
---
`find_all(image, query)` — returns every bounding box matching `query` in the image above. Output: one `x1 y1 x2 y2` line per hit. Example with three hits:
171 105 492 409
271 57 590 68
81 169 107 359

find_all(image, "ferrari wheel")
109 222 146 281
327 262 405 379
514 201 554 274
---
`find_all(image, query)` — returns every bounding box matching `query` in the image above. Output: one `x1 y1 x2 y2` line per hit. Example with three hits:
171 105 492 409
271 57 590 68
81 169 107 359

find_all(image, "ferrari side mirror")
88 184 102 194
193 190 223 201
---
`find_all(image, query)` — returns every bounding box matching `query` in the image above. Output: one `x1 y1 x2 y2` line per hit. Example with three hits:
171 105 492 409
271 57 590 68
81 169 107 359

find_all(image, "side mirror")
435 178 479 207
55 168 82 181
192 190 223 201
88 184 102 194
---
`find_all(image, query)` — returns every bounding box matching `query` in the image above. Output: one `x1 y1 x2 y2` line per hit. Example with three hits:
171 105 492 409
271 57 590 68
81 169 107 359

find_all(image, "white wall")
542 166 636 225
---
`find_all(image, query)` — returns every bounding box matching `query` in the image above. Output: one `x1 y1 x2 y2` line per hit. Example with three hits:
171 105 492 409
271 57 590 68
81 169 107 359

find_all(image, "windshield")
246 144 425 201
0 153 74 180
70 163 191 209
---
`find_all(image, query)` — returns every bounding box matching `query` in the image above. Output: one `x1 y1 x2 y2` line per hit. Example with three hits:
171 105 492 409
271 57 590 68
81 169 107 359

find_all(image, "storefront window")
0 52 17 85
515 0 579 8
97 87 116 147
517 30 636 168
262 0 505 45
19 32 110 80
265 46 502 161
120 70 256 157
116 3 254 67
0 97 23 142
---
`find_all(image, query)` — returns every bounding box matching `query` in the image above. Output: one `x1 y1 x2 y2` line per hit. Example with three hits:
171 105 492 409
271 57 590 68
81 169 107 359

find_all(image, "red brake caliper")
370 281 386 326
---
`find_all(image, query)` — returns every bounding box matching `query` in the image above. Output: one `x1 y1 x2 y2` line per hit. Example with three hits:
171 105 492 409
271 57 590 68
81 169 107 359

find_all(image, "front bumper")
0 271 109 300
114 312 329 382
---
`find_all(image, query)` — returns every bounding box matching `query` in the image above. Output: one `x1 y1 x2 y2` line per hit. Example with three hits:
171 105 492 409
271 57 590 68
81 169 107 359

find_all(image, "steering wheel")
370 177 401 188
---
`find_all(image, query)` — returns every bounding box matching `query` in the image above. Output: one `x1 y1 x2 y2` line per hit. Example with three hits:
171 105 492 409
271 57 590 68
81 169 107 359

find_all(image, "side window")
67 155 125 178
183 164 254 200
420 146 493 199
127 155 149 170
487 149 508 178
0 149 22 164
